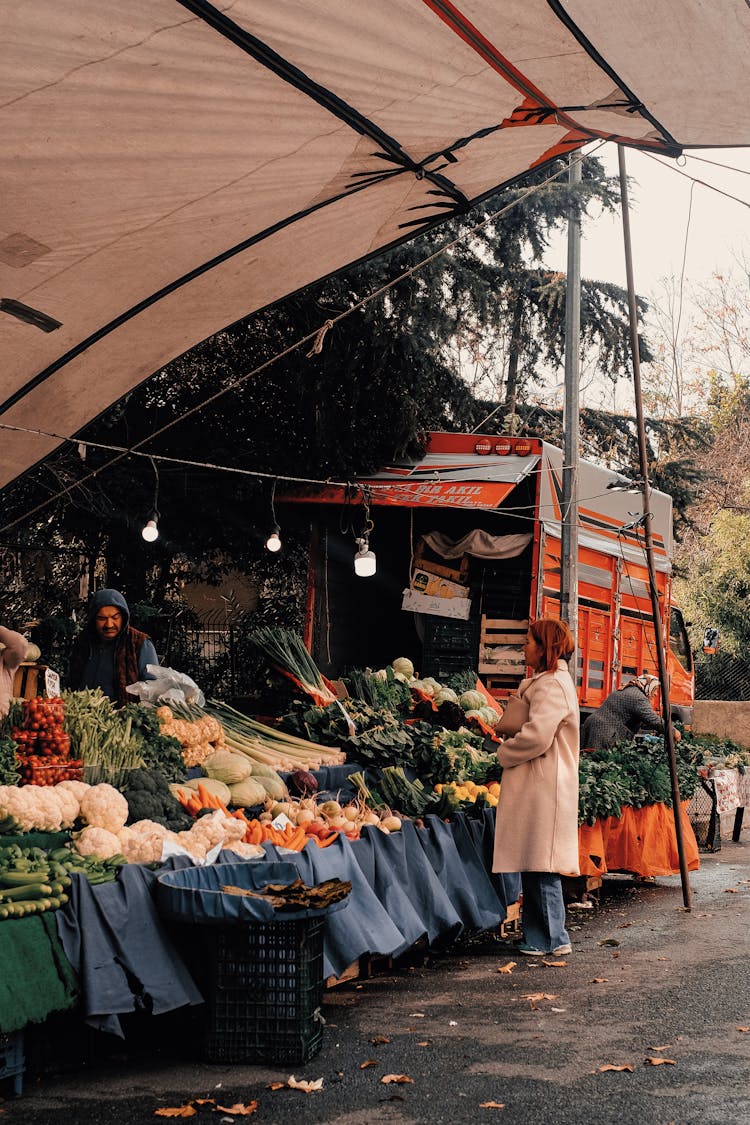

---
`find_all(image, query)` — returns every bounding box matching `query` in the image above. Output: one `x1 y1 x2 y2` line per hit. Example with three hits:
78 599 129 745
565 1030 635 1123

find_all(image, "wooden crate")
479 618 527 693
11 663 48 700
413 543 469 585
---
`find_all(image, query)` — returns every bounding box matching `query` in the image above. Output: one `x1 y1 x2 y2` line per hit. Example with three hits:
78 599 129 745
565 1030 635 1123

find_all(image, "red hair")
529 616 575 672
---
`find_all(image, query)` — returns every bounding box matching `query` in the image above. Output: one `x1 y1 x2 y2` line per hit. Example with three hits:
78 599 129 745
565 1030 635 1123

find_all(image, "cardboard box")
401 589 471 620
410 569 467 599
413 548 469 584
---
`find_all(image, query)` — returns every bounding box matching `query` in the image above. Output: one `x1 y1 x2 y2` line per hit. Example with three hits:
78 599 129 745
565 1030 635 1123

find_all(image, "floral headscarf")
628 674 660 698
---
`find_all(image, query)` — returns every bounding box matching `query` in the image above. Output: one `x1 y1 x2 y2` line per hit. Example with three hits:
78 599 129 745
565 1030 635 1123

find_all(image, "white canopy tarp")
2 0 749 491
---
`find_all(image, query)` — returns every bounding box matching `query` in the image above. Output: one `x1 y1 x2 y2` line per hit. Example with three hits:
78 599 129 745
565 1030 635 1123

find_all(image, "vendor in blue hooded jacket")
67 589 158 706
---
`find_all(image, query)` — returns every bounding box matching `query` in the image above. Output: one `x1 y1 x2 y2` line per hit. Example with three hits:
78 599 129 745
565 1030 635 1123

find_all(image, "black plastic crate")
201 916 326 1065
689 778 721 853
0 1030 24 1096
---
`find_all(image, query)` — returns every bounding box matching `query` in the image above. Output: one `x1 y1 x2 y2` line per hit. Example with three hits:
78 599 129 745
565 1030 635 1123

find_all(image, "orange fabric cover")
475 678 504 716
578 802 700 878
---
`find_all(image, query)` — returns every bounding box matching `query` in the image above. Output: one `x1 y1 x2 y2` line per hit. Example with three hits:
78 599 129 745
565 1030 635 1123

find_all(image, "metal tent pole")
617 145 692 911
561 153 581 674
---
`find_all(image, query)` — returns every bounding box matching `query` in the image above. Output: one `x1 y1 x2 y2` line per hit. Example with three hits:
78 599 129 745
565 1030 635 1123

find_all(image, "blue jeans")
520 872 570 952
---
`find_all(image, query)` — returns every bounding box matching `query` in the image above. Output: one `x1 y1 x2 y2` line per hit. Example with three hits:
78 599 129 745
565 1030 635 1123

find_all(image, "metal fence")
150 608 260 702
694 651 750 702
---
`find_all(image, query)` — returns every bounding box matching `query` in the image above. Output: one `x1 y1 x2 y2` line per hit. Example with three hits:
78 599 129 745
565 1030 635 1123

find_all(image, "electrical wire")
0 144 606 537
670 179 695 413
681 153 750 178
643 152 750 210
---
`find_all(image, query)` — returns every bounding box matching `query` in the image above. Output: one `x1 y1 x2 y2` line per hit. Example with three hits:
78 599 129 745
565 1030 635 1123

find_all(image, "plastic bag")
126 664 206 707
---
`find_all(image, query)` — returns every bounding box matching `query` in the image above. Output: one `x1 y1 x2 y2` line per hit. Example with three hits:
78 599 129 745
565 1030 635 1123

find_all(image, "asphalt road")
3 837 749 1125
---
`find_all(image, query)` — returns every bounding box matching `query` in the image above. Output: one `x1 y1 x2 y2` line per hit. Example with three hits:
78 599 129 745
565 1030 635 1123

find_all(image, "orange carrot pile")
175 783 339 850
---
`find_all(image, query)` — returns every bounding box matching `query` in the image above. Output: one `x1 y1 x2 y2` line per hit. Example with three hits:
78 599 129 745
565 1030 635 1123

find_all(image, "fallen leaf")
598 939 620 947
154 1108 197 1119
480 1101 506 1108
598 1064 634 1073
360 1060 379 1069
591 978 609 984
649 1045 673 1052
725 888 739 894
214 1104 258 1116
266 1083 286 1091
417 1041 431 1047
657 957 670 961
541 960 568 967
645 1057 676 1066
286 1076 324 1093
611 951 621 959
737 1027 750 1033
381 1074 414 1085
496 961 517 974
371 1035 391 1044
550 1007 567 1012
521 991 558 1010
409 1012 425 1018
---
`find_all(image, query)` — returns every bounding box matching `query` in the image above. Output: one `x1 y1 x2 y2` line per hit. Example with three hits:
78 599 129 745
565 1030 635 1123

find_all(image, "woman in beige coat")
493 617 579 956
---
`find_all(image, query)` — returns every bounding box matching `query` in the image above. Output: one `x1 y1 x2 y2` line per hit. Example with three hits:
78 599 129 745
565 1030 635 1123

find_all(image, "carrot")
248 820 263 846
314 831 340 848
196 783 217 808
286 827 306 851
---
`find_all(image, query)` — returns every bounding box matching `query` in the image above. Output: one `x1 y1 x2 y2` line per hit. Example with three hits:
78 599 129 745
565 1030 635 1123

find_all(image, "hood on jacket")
86 589 130 636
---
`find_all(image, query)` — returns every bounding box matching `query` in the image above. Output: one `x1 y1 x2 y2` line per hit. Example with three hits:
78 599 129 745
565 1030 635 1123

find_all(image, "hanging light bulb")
141 511 159 542
141 456 161 542
354 536 376 577
264 479 282 552
265 524 282 552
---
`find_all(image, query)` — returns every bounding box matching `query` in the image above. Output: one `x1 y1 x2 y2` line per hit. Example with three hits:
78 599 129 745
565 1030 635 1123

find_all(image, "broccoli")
120 705 186 783
122 768 193 831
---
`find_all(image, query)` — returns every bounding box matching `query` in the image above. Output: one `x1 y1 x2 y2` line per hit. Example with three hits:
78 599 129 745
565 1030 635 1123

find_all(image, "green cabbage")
228 777 268 808
202 750 252 785
459 689 485 711
185 776 231 805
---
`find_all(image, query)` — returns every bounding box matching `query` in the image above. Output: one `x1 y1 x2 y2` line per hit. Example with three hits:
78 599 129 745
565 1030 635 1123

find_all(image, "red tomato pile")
11 696 83 785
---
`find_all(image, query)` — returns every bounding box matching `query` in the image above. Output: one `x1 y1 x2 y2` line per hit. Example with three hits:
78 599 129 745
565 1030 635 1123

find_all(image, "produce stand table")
0 912 79 1095
52 811 520 1035
706 768 750 841
578 802 700 879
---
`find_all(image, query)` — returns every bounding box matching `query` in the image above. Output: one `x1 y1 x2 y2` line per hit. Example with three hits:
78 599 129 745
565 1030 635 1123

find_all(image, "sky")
543 143 750 410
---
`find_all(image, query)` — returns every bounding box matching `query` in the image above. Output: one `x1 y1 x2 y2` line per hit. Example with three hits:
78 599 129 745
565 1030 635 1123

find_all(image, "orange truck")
282 431 694 723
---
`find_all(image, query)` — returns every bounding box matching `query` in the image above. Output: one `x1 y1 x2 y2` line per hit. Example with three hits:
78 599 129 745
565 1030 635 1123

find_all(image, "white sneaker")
553 943 572 956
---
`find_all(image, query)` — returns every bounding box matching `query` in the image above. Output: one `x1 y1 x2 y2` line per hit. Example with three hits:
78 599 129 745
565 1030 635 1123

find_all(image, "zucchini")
0 882 53 902
0 868 51 887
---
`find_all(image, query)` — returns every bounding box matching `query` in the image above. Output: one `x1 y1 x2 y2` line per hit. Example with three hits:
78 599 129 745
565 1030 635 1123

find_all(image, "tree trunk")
504 295 524 416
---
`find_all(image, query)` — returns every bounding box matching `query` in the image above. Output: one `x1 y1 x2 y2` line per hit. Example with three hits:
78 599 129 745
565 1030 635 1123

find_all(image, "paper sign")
45 668 61 698
272 812 293 831
401 589 471 620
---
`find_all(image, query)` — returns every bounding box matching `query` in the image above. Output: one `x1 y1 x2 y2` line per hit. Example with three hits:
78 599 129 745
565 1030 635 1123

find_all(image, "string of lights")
0 420 648 531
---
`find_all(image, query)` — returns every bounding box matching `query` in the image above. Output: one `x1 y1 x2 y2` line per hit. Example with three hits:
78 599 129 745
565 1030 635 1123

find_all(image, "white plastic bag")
126 664 206 707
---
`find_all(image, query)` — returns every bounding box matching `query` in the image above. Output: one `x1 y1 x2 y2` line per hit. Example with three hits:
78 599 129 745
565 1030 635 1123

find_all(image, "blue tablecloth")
55 809 520 1031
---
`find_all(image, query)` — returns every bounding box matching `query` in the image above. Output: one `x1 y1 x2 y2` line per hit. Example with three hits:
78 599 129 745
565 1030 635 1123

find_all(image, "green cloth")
0 831 70 851
0 914 78 1033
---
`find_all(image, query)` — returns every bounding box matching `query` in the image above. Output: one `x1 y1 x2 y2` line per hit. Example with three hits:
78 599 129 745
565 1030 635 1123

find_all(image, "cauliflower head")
53 784 81 828
117 825 162 864
75 825 122 859
79 783 129 833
